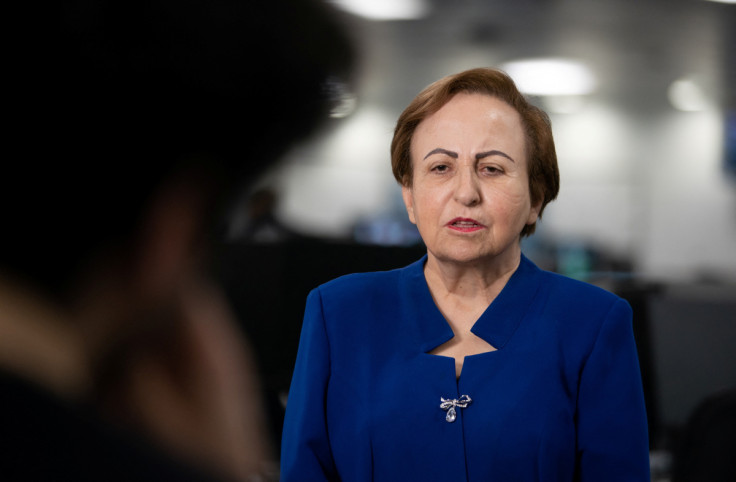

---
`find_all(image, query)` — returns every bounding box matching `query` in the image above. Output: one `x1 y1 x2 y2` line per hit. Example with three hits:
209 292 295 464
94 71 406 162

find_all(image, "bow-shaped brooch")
440 395 472 422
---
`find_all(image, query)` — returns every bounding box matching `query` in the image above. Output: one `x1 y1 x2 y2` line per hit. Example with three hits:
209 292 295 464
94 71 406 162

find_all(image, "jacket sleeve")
576 298 650 480
280 288 337 481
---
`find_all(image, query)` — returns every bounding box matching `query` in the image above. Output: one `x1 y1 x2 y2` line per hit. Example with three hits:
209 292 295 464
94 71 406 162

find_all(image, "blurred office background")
217 0 736 479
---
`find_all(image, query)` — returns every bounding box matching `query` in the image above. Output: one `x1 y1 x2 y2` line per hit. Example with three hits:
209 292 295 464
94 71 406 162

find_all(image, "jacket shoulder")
531 267 632 325
541 268 625 304
316 262 410 303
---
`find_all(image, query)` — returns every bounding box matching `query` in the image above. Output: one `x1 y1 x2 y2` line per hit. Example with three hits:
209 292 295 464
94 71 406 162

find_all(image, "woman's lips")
446 217 485 232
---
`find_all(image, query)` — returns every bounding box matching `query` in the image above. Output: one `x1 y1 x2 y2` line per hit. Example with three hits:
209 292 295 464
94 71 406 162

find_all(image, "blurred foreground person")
281 68 649 481
0 0 352 480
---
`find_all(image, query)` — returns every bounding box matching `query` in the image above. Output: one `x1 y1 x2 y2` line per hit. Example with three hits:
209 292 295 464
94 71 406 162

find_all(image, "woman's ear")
401 185 417 225
526 198 543 226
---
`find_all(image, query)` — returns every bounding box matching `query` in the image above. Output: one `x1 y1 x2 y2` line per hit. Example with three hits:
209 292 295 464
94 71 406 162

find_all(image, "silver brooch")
440 395 472 422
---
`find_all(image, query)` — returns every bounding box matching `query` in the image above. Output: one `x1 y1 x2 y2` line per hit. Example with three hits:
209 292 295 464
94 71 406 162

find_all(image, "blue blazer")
281 254 649 481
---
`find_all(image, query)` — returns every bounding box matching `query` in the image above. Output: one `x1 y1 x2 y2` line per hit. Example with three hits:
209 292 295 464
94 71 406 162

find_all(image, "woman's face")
402 92 540 268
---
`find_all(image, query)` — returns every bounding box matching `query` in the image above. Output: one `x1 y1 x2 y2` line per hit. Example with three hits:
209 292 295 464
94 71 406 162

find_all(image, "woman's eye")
432 164 449 173
482 165 502 175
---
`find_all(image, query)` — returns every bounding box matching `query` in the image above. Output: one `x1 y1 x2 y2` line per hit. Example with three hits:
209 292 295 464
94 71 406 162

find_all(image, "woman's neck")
423 248 521 305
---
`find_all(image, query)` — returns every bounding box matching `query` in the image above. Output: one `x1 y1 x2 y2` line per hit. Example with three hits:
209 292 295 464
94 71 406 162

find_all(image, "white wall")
544 100 736 281
639 110 736 280
264 105 401 239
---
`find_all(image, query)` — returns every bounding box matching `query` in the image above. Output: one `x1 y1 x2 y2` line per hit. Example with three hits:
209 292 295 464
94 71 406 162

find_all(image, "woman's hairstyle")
391 68 560 237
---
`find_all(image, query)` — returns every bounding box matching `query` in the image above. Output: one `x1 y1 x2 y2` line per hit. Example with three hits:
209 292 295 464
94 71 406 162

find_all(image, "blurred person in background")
0 0 352 480
229 187 296 244
281 68 649 481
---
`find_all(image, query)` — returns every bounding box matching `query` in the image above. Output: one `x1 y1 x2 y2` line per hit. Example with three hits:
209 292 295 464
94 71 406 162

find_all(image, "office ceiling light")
668 78 709 112
703 0 736 4
328 0 429 20
500 58 597 96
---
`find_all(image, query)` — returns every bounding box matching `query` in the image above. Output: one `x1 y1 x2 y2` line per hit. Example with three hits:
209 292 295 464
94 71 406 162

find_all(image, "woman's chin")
427 243 521 268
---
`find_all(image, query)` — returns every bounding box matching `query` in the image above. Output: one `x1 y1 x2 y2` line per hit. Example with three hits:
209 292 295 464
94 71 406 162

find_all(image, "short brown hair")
391 68 559 237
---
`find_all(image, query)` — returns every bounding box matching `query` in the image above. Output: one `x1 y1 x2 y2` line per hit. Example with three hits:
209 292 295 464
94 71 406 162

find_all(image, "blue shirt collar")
402 253 543 352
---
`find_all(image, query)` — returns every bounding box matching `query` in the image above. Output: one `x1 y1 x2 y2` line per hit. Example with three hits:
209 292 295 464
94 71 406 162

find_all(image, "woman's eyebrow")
423 148 515 163
423 148 458 160
476 150 515 163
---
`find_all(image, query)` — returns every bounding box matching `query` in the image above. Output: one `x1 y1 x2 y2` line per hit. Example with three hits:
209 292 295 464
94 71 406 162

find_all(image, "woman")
281 68 649 481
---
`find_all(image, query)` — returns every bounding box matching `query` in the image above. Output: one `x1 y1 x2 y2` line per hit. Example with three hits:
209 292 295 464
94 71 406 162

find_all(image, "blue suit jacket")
281 255 649 481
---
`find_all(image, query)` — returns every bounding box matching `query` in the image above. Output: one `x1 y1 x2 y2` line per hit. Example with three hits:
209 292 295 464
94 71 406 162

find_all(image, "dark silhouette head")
3 0 354 302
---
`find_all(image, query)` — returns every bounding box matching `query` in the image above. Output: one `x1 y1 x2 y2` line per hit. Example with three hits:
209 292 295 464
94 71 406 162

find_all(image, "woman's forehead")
411 93 526 155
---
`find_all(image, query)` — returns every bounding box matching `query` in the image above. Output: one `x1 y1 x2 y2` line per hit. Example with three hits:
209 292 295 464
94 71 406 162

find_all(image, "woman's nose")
453 167 481 206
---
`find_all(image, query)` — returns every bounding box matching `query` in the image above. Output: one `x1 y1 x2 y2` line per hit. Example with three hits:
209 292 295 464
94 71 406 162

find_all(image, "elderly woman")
281 68 649 481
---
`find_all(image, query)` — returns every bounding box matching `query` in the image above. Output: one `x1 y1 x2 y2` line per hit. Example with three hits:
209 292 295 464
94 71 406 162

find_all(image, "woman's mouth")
446 217 485 232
